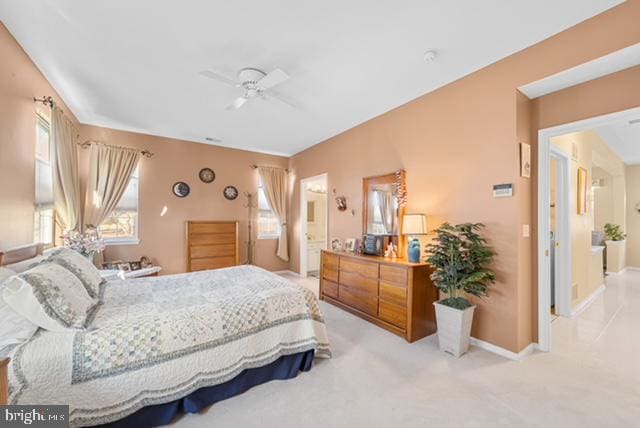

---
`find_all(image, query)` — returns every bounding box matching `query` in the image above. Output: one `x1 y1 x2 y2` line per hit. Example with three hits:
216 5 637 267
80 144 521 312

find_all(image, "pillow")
47 248 104 299
4 255 46 273
2 263 97 331
0 291 39 355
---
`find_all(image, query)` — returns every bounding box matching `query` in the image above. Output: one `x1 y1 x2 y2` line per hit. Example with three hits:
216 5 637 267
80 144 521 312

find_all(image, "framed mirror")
362 171 406 238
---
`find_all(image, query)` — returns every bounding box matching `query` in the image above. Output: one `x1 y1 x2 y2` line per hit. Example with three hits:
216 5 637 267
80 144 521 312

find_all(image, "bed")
0 245 330 427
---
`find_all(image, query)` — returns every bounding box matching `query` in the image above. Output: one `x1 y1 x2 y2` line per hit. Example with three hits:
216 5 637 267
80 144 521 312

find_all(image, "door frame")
537 106 640 352
299 173 328 277
549 145 572 319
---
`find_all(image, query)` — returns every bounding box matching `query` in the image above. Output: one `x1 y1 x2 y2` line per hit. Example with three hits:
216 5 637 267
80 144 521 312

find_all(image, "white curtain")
258 166 289 261
51 107 81 231
375 190 393 234
84 144 140 229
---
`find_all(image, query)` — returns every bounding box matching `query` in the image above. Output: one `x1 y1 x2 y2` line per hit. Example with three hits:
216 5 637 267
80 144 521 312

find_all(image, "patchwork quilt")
8 265 331 427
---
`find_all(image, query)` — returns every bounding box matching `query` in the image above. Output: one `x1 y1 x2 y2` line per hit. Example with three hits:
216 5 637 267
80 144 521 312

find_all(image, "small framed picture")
330 238 343 252
344 238 356 253
117 262 131 272
101 262 117 270
129 261 142 271
140 256 153 268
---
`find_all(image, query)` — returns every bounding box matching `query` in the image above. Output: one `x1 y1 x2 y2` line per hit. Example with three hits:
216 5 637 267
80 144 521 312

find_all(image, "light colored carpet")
172 271 640 427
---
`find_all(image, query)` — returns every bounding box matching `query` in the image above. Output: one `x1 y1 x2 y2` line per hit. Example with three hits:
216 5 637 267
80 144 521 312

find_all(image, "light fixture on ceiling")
423 49 438 62
205 137 222 143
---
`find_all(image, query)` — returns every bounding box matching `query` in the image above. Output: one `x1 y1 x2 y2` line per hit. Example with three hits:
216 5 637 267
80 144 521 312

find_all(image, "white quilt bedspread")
8 265 331 427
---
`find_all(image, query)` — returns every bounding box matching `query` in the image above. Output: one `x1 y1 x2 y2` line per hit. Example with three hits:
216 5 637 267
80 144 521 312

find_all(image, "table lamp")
402 214 427 263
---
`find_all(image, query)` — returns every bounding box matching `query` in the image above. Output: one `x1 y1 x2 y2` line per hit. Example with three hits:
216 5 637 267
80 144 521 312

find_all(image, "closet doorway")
299 174 328 278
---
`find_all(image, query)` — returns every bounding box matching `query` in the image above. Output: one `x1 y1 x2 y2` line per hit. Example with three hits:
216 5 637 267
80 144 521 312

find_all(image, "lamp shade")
402 214 427 235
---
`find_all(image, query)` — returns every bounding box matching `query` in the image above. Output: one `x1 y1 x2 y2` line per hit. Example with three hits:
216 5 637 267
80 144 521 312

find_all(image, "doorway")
537 106 640 352
300 174 328 278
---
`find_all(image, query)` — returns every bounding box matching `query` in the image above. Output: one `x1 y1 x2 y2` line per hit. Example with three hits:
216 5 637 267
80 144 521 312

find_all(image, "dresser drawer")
189 223 236 235
322 280 338 299
190 257 236 271
323 267 339 283
379 299 407 329
380 264 407 285
339 285 378 316
340 270 378 295
379 281 407 306
340 258 378 279
322 252 339 270
190 244 236 259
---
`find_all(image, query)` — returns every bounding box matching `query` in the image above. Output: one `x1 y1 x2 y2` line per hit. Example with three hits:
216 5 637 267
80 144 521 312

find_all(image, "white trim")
273 269 301 276
623 266 640 272
549 146 572 318
518 43 640 99
571 284 606 317
104 238 140 246
469 338 537 361
299 173 328 277
537 106 640 353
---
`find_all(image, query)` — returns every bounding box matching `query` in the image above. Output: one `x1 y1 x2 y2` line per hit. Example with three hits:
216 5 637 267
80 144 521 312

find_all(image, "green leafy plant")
425 223 496 310
604 223 626 241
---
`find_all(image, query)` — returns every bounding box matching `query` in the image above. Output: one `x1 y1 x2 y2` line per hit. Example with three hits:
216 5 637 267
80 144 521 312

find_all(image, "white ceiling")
597 119 640 165
0 0 623 156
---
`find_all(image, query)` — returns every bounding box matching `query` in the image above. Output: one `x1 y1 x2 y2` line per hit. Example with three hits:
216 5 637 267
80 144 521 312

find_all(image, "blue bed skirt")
98 350 315 427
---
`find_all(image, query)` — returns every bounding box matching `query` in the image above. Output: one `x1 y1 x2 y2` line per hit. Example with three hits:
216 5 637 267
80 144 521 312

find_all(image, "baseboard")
469 338 537 361
607 267 629 275
623 266 640 272
273 270 301 276
571 284 606 317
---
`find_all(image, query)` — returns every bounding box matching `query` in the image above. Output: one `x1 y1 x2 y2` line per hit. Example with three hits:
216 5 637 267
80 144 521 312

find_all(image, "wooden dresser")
186 221 239 272
320 250 437 342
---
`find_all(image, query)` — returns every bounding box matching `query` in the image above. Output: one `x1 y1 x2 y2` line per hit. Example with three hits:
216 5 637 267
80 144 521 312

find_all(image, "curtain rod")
250 164 289 173
79 140 154 158
33 96 55 108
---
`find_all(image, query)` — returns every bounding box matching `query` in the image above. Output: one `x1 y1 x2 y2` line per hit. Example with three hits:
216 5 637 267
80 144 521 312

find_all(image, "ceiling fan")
199 67 297 110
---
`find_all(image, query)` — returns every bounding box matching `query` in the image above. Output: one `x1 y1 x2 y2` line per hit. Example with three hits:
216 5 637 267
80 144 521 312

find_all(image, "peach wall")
0 22 78 248
288 1 640 352
0 20 289 274
80 125 290 274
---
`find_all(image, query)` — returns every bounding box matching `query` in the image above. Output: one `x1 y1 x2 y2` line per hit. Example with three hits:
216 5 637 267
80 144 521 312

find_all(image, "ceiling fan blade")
257 68 289 89
226 96 247 110
199 70 238 87
267 90 299 109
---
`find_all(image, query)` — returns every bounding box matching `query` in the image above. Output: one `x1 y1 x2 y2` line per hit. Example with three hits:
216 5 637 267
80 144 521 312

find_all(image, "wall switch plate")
522 224 530 238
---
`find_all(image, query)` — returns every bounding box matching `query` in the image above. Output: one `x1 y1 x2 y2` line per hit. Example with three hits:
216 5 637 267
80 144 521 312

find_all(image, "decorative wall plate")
172 181 190 198
223 185 238 200
199 167 216 183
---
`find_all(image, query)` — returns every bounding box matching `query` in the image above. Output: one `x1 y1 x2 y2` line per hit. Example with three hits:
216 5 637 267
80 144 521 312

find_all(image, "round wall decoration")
223 185 239 200
172 181 190 198
199 167 216 183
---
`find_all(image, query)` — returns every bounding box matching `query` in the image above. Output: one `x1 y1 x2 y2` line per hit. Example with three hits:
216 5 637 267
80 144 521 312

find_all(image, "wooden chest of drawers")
186 221 239 272
320 250 437 342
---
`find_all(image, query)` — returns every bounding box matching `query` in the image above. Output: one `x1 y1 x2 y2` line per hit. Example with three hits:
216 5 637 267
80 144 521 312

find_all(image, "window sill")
257 235 279 241
104 238 140 246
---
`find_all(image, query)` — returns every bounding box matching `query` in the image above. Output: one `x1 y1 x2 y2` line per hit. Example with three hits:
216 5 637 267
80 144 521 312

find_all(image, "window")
97 167 139 244
34 112 54 245
257 177 280 239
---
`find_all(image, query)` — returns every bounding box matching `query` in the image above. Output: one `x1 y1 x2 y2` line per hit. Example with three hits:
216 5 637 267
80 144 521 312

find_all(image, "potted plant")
426 222 496 357
604 223 626 274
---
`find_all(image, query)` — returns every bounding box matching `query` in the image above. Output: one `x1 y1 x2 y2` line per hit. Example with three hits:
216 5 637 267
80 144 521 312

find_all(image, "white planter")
605 240 626 274
433 301 476 357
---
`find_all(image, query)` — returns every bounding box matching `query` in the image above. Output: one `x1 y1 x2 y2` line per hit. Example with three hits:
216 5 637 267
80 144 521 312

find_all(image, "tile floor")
173 270 640 427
